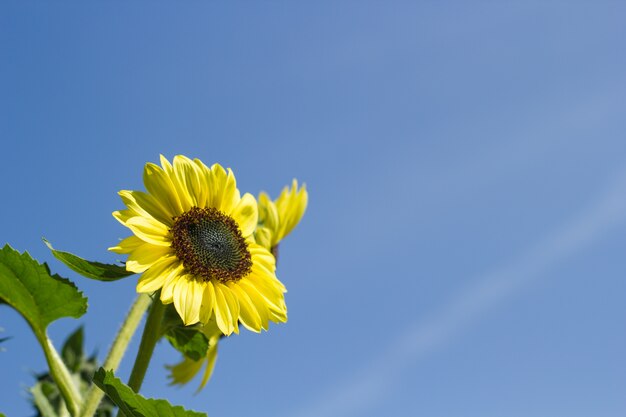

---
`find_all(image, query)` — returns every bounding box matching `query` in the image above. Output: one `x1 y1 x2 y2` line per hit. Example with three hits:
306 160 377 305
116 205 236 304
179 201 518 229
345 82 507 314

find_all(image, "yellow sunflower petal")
275 180 308 242
219 284 240 335
125 216 171 247
143 162 184 217
243 273 286 312
199 281 216 323
109 235 143 254
112 209 134 225
256 179 307 248
159 154 173 171
210 164 240 214
173 155 205 209
161 155 194 212
167 356 204 386
249 243 277 272
229 283 262 332
197 335 219 392
173 276 203 326
257 192 279 232
247 251 282 291
249 263 283 293
238 280 270 330
136 256 177 293
230 193 258 237
160 265 185 304
268 306 288 323
127 244 172 273
193 158 213 208
253 226 272 249
251 264 286 293
213 283 235 335
119 190 173 227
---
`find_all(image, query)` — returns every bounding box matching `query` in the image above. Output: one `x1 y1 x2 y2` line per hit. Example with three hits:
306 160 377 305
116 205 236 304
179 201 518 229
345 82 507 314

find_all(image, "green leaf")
92 368 207 417
162 304 210 361
165 327 209 362
0 245 86 414
0 244 87 337
61 326 84 373
43 239 134 282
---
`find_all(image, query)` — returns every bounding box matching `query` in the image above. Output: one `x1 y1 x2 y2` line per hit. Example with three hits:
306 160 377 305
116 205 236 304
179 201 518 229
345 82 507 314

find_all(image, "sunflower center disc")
171 207 252 283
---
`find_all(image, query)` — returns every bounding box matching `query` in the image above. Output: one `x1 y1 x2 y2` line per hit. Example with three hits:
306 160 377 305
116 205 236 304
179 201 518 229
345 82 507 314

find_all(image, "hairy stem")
127 291 166 391
40 335 82 416
79 294 151 417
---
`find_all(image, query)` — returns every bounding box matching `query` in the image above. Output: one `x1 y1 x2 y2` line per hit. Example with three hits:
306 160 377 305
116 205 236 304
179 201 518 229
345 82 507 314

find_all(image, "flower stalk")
41 335 83 417
79 294 152 417
126 292 166 393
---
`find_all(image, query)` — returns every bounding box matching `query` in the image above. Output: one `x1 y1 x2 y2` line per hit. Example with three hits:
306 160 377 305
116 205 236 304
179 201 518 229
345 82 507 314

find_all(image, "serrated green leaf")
61 326 84 373
0 244 87 337
0 245 86 414
93 368 207 417
43 239 133 282
165 327 209 362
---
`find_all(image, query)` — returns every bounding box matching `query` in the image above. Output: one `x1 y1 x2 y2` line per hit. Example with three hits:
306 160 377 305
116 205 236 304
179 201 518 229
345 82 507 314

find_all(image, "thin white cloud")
287 166 626 417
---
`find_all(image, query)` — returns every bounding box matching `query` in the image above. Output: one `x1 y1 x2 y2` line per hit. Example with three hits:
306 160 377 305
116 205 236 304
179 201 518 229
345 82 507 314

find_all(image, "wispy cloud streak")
287 166 626 417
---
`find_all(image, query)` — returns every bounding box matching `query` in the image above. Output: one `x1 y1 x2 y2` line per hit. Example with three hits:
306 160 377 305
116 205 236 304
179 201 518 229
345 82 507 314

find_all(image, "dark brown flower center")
171 207 252 283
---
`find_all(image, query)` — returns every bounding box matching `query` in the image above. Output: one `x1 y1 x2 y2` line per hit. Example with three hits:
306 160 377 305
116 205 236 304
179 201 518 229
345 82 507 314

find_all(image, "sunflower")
166 178 308 391
255 179 308 255
110 155 287 335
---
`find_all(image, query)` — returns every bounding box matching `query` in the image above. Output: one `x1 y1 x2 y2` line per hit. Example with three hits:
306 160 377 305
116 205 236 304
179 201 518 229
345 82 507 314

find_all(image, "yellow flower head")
254 179 308 253
110 155 287 335
166 178 308 392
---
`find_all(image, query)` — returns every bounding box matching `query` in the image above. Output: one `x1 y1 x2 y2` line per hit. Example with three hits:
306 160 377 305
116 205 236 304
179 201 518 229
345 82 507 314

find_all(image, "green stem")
40 334 82 416
126 292 166 393
79 294 151 417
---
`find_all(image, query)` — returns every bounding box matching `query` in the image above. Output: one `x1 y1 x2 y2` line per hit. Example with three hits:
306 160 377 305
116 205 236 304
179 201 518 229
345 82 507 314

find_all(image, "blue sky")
2 2 626 416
